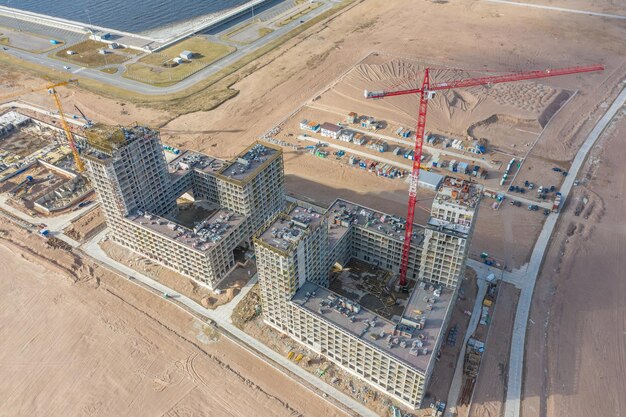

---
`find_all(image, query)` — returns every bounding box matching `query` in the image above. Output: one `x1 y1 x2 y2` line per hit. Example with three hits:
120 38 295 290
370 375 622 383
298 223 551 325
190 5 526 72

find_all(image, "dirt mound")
468 114 541 139
538 90 573 128
322 56 560 138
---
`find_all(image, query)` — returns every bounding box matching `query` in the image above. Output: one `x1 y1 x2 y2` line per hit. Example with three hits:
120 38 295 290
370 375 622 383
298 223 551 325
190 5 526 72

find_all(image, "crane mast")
366 64 604 286
49 87 85 172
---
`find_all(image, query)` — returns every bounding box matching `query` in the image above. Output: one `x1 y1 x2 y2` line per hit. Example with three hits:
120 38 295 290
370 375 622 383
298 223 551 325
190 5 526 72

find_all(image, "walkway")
82 231 378 417
1 0 341 96
503 87 626 417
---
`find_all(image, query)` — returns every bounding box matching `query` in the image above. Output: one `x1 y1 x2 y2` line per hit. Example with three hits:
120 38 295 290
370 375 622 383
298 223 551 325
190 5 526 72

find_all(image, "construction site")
21 107 484 412
0 110 93 219
1 1 625 417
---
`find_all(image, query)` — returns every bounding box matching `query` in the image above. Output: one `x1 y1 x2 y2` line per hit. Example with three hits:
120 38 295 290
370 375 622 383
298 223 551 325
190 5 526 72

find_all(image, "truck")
552 192 562 212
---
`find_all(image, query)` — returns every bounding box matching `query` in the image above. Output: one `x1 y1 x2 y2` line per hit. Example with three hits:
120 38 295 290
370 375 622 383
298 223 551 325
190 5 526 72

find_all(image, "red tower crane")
365 64 604 286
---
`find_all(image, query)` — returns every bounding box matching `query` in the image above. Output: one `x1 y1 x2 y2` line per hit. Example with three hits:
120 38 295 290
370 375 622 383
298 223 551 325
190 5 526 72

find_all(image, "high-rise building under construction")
254 181 481 409
84 124 284 289
84 123 481 409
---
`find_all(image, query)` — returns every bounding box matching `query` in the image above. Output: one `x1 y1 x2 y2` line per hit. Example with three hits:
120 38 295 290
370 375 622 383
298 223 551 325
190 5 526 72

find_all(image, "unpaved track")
0 241 346 417
522 108 626 417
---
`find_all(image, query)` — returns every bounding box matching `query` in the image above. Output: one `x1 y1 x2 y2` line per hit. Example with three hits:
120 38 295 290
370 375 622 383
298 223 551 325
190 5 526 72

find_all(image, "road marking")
483 0 626 20
72 68 85 74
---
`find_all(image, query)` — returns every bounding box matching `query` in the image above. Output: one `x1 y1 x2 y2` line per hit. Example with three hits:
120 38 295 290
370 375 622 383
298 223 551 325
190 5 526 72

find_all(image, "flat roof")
83 125 158 160
258 205 325 252
219 142 280 183
127 208 244 252
168 150 226 177
0 111 30 126
292 281 452 373
435 177 482 210
326 199 425 248
418 170 444 189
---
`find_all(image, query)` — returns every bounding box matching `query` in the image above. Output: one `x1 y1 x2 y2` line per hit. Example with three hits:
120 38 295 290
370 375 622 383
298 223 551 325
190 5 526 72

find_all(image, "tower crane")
47 80 85 172
0 79 84 172
365 64 604 286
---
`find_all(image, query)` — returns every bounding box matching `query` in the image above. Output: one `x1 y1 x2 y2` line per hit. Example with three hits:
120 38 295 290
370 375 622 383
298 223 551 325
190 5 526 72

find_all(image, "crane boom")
48 83 85 172
365 64 604 286
0 79 84 172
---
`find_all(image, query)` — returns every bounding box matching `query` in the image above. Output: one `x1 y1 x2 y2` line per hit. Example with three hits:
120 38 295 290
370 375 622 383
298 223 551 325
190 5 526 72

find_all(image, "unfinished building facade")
254 181 481 409
84 125 284 289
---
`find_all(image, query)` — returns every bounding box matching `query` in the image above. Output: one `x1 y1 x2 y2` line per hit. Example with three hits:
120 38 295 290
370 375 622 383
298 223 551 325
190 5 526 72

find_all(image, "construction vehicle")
552 192 563 212
74 105 94 128
0 79 85 172
365 64 604 286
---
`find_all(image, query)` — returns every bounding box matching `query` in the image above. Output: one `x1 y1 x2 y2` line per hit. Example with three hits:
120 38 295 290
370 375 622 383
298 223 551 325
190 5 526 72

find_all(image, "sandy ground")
1 0 624 271
468 282 520 417
1 0 626 414
522 108 626 417
100 238 255 309
471 197 544 269
0 224 346 417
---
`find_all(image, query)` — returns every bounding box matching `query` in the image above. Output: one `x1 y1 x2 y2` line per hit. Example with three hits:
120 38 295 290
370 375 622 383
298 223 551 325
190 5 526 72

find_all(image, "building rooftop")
219 142 280 183
84 124 159 159
292 280 452 373
257 205 325 252
435 177 482 210
168 150 226 177
0 111 30 128
126 208 245 252
320 122 341 133
418 170 444 190
326 199 424 249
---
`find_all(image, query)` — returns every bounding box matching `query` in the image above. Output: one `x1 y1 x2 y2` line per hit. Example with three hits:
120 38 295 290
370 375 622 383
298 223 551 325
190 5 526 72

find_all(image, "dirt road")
0 240 346 417
522 109 626 417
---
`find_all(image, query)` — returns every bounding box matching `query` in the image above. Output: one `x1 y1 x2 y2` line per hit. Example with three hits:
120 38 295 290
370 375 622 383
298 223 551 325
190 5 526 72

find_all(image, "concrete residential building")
84 124 285 289
254 179 481 409
419 177 481 288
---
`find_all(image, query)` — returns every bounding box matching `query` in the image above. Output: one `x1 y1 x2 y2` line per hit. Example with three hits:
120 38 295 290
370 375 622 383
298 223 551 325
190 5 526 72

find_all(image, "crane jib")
365 63 603 287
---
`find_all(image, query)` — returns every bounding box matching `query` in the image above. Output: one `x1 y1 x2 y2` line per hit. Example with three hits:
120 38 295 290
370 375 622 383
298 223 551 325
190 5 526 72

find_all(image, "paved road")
482 0 626 20
82 231 378 417
503 87 626 417
445 277 488 417
1 0 340 96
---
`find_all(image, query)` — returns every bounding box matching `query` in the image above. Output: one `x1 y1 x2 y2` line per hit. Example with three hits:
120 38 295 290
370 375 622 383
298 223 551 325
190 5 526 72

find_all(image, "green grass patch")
53 40 133 67
0 0 357 116
258 27 274 38
124 37 235 85
100 67 119 74
277 2 322 27
140 37 234 66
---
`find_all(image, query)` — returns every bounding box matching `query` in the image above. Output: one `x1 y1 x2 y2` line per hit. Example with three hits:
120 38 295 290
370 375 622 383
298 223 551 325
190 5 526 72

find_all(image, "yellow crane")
0 79 85 172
